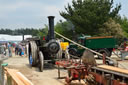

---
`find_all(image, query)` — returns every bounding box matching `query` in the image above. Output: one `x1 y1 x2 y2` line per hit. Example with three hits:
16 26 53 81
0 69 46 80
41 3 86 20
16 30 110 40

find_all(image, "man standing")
8 42 12 57
15 44 19 55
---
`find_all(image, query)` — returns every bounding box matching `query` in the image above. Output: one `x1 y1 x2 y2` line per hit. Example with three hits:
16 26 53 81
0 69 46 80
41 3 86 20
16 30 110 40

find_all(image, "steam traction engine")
28 16 60 72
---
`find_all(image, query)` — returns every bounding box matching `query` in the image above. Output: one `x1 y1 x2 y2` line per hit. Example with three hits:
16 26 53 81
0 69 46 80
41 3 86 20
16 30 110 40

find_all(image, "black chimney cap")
48 16 55 18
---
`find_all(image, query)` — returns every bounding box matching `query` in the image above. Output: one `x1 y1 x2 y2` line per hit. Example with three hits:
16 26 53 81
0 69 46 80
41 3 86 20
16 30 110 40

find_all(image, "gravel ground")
4 55 86 85
3 53 128 85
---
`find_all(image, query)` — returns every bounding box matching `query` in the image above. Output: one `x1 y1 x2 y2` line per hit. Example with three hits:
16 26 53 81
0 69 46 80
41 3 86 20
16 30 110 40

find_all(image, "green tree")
0 28 40 36
116 16 128 37
99 18 124 38
55 21 75 39
37 25 48 38
60 0 121 35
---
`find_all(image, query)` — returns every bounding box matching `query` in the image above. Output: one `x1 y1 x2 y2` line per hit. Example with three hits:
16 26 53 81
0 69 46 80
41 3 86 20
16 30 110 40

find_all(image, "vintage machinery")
69 36 117 58
28 16 60 72
55 31 128 85
56 59 128 85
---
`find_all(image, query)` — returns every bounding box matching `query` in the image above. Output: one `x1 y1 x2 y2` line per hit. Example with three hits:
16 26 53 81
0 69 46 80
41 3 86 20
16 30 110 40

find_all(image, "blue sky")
0 0 127 29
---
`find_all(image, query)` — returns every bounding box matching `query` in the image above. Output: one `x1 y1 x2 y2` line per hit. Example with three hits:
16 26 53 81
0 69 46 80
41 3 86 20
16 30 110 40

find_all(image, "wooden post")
2 66 4 85
103 53 106 64
0 61 2 85
7 75 12 85
58 64 60 79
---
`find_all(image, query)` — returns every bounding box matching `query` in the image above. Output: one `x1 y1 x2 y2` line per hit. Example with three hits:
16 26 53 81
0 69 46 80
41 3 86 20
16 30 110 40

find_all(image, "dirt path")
4 56 86 85
4 54 128 85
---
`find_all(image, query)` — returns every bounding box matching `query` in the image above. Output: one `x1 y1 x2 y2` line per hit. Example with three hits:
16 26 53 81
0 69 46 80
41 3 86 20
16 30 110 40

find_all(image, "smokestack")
22 35 24 41
48 16 55 40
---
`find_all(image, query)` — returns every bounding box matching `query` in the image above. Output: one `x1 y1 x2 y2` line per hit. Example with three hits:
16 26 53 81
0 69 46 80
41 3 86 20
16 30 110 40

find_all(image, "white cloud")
0 0 71 29
0 0 127 29
0 0 72 18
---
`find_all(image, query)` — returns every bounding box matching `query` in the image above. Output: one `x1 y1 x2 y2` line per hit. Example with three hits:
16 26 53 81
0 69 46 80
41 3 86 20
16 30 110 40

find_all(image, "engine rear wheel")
56 49 63 59
39 51 44 72
29 41 38 66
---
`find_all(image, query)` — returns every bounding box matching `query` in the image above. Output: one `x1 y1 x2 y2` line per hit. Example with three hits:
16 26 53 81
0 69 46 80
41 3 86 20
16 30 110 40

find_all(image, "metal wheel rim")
39 51 44 72
30 41 38 65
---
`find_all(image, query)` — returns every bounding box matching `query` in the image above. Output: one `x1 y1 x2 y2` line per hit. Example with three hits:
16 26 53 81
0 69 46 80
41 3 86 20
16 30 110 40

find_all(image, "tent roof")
0 34 32 42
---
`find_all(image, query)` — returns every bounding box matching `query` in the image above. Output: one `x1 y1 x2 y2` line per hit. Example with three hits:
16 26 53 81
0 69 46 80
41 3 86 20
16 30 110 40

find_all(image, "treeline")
0 28 41 36
54 0 128 40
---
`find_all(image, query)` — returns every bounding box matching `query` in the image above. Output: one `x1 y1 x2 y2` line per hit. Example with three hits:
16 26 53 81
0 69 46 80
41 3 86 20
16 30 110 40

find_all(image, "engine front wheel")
38 51 44 72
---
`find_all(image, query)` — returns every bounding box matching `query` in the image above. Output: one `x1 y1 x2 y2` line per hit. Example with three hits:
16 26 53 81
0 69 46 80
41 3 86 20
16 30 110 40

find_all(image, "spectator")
2 43 7 55
8 42 12 57
15 44 19 55
18 44 23 56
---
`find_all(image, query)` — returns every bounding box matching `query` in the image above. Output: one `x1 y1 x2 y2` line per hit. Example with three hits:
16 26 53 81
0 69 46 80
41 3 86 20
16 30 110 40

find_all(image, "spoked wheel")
98 49 111 59
56 48 63 59
29 41 38 66
38 51 44 72
56 40 62 59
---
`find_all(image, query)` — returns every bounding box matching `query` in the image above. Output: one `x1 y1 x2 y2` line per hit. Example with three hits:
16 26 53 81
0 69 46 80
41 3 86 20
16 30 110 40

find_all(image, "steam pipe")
48 16 55 40
22 35 24 41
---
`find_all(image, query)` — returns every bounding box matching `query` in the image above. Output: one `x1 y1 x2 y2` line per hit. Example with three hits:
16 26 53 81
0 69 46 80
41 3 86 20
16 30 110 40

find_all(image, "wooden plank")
86 36 113 39
97 65 128 75
6 69 25 85
16 72 33 85
5 68 33 85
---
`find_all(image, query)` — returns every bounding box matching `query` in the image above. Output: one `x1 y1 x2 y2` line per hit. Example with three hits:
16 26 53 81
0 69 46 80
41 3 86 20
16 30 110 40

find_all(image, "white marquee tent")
0 34 32 42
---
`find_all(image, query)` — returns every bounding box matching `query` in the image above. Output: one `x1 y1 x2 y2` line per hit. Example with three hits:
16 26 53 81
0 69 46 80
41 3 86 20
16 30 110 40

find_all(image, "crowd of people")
1 42 25 57
15 43 25 56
